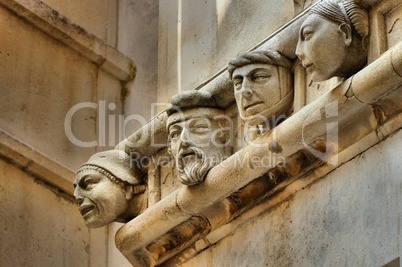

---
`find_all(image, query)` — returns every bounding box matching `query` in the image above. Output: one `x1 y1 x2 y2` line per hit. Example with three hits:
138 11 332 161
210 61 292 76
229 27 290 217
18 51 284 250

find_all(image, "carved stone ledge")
0 0 136 83
0 129 75 195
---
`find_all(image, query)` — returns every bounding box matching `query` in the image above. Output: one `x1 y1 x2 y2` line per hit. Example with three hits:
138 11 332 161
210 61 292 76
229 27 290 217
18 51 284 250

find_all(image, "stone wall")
182 128 402 266
0 0 158 266
0 159 89 266
157 0 298 108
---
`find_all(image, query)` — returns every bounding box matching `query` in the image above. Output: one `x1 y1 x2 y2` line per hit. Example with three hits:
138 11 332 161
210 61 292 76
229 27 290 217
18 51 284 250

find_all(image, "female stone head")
296 0 369 81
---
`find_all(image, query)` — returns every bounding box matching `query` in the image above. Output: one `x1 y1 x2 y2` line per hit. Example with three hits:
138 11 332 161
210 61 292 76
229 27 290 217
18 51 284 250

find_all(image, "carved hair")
77 165 147 196
310 0 369 48
227 50 293 79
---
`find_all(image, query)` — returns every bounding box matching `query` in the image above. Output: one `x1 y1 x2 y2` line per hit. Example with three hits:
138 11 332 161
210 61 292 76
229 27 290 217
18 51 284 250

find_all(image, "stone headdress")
77 150 146 195
166 90 224 129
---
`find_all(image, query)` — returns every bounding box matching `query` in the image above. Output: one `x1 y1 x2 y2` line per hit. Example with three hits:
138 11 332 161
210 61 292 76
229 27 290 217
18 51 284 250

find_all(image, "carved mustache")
177 147 204 160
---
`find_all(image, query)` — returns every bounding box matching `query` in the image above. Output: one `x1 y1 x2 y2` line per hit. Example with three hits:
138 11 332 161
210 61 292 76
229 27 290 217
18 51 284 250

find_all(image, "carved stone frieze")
72 0 402 265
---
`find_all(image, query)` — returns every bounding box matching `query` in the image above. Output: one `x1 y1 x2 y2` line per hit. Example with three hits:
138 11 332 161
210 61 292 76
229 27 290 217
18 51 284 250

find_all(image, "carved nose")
241 87 253 97
240 79 253 97
74 187 84 205
74 195 84 206
295 44 304 60
179 130 191 147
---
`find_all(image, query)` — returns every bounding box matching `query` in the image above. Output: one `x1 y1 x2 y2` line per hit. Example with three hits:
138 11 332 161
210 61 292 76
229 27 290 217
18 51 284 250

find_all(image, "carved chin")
177 154 212 186
178 161 210 185
82 208 109 228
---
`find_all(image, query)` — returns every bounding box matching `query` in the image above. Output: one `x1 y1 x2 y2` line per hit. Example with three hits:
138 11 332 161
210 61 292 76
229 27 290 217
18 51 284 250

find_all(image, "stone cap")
166 90 224 129
227 50 293 79
78 150 142 185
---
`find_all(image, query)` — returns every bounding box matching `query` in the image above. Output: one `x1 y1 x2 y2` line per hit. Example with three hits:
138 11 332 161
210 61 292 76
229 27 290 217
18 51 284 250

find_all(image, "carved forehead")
74 168 105 185
232 64 278 78
166 108 225 130
169 116 220 129
228 50 292 79
77 150 143 185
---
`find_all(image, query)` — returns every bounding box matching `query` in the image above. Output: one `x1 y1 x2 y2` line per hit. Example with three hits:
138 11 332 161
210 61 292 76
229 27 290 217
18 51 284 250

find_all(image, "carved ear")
338 23 352 46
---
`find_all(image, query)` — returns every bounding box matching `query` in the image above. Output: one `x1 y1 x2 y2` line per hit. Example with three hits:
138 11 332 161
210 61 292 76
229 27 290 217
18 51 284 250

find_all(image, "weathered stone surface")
40 0 115 44
183 128 402 266
157 0 295 107
0 159 89 266
0 5 97 170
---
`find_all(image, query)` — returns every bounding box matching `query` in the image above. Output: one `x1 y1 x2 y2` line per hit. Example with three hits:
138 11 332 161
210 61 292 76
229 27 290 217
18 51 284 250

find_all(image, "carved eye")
302 30 313 41
191 125 209 133
253 73 271 82
169 131 180 139
233 78 243 89
81 179 97 190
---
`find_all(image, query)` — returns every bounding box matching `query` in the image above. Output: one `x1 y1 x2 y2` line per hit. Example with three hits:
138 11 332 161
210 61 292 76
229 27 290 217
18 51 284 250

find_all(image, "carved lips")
79 203 95 217
244 100 264 111
178 149 200 164
302 62 314 72
243 100 265 116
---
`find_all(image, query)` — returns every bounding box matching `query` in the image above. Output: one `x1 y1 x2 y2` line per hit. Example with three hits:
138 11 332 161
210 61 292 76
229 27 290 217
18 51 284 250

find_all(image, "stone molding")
0 0 136 83
0 129 75 195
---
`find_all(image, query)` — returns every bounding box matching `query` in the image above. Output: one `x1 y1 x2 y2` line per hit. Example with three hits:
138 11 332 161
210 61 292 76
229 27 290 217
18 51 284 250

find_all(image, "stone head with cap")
296 0 369 81
166 90 231 185
228 49 294 128
74 150 147 228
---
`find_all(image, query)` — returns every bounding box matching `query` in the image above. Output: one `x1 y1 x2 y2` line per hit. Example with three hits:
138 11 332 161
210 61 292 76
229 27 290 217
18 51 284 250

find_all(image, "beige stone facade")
1 0 402 267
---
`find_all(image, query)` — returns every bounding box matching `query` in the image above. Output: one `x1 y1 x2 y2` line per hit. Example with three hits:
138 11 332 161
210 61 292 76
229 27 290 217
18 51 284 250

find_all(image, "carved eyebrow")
169 125 182 132
74 174 89 188
188 118 209 128
232 74 243 81
249 67 273 75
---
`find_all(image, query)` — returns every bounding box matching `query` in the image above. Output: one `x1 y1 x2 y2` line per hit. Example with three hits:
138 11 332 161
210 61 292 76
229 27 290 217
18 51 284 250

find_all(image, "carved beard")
176 147 224 186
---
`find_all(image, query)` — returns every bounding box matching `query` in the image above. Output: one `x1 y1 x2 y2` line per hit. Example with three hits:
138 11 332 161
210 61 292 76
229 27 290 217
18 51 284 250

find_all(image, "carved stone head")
74 150 146 228
296 0 369 81
228 50 293 127
166 90 230 186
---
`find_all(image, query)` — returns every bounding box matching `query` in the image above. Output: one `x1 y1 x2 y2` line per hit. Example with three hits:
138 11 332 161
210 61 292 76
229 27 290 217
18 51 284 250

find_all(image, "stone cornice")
0 129 75 195
0 0 136 83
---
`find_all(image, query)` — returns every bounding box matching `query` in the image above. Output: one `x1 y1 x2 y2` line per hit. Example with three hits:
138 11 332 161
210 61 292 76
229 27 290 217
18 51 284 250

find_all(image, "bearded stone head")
166 90 231 186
